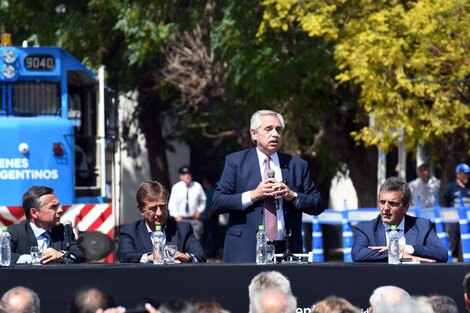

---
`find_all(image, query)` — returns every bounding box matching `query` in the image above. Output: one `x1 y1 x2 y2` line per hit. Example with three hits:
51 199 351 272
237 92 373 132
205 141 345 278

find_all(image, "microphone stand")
279 229 300 263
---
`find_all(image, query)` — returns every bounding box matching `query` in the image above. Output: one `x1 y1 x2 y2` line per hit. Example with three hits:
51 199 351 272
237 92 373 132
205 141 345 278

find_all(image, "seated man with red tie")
9 185 85 264
352 176 448 263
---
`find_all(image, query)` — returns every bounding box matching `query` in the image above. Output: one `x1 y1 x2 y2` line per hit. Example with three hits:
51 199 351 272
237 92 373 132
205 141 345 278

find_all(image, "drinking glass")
266 244 275 264
164 245 178 264
30 246 43 265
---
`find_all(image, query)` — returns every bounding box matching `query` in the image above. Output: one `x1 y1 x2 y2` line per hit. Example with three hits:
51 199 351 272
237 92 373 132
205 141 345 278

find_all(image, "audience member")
368 285 410 313
159 299 197 313
352 176 448 262
193 300 230 313
463 272 470 312
249 288 297 313
248 271 292 299
1 286 40 313
427 295 458 313
68 287 115 313
311 296 360 313
409 163 440 208
96 304 159 313
393 296 434 313
212 109 324 262
169 165 206 240
9 185 85 264
118 180 206 263
443 162 470 260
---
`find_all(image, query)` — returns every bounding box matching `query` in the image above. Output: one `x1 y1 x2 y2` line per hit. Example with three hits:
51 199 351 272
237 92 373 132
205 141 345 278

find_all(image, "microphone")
266 169 279 210
63 220 72 251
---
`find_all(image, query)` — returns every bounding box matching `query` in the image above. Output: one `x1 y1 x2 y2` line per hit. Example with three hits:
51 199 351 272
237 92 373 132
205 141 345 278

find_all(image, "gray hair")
393 297 434 313
379 177 411 207
248 271 292 299
1 286 40 313
250 110 285 132
249 288 297 313
369 286 410 313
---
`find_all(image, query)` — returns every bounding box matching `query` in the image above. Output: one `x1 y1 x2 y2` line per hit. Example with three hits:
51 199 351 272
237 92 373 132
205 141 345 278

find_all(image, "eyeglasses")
379 200 402 208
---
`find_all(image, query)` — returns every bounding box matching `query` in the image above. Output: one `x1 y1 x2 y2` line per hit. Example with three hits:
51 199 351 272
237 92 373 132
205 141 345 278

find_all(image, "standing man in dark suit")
9 185 85 264
212 110 324 263
118 180 206 263
352 176 448 263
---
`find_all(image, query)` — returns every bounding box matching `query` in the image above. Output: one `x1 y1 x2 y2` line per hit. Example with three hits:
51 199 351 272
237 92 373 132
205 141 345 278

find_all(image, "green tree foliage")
259 0 470 152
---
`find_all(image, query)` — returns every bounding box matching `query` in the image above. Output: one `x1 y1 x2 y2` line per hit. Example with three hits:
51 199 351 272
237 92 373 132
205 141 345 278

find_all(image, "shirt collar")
29 221 48 239
383 217 405 232
256 149 279 167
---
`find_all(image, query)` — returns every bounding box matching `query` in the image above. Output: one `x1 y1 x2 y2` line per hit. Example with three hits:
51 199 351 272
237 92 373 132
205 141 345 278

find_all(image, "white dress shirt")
383 219 414 255
168 180 206 218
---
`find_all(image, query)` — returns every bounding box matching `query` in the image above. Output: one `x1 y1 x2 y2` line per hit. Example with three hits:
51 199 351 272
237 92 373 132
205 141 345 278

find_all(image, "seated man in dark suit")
352 176 448 263
9 186 85 264
118 180 206 263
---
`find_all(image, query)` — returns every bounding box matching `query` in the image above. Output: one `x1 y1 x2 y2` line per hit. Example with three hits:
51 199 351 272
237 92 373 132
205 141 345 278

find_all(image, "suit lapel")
374 218 387 246
404 215 418 245
138 220 153 252
165 219 178 246
25 223 39 246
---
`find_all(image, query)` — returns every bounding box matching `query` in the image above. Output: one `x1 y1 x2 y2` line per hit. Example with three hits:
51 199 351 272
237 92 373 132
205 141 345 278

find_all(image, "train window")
12 82 60 115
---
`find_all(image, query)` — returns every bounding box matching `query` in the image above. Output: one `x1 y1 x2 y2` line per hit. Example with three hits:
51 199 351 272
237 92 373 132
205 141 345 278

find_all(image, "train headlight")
2 64 16 79
2 48 17 63
18 143 29 154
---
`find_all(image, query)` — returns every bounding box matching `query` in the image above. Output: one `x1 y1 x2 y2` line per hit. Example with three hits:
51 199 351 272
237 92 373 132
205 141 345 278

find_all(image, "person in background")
311 296 360 313
201 174 219 259
169 166 206 240
68 287 115 313
351 176 448 263
118 180 206 263
368 286 410 313
193 300 230 313
408 163 440 208
159 299 197 313
212 110 324 262
248 271 292 300
443 162 470 261
1 286 40 313
463 272 470 312
249 288 297 313
427 295 458 313
9 186 85 264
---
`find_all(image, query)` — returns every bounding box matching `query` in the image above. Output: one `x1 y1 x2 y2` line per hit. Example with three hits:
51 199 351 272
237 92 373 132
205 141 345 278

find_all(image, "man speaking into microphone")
212 110 324 263
8 186 85 264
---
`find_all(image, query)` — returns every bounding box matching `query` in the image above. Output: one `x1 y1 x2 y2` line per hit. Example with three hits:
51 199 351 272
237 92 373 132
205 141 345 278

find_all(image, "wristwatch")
292 192 299 205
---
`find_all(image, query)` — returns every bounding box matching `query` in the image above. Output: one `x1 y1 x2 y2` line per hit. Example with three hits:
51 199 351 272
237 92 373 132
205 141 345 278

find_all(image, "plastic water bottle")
388 225 400 264
1 226 11 266
152 225 165 264
256 225 267 265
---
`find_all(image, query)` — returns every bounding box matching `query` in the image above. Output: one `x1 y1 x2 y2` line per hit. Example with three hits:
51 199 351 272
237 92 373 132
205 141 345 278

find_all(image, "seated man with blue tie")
352 176 448 263
9 185 85 264
118 180 206 263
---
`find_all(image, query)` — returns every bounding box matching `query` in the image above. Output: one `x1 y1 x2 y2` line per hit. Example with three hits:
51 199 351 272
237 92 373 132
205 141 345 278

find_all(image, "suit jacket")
212 148 324 262
9 222 86 264
351 215 448 262
117 218 207 263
